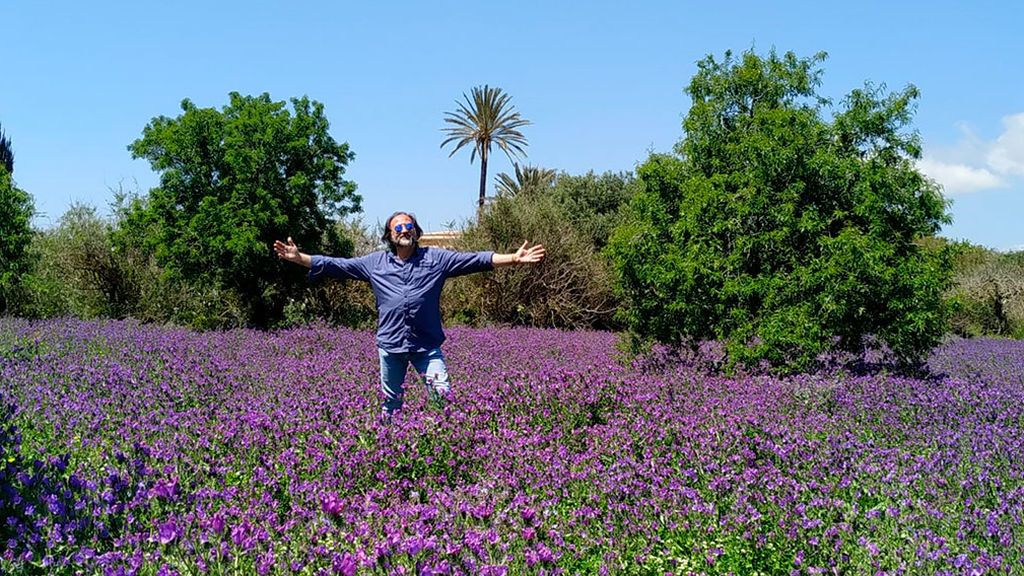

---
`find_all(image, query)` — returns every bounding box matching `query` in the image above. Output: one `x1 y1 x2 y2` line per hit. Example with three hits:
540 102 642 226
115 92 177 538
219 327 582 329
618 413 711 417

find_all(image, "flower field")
2 318 1023 575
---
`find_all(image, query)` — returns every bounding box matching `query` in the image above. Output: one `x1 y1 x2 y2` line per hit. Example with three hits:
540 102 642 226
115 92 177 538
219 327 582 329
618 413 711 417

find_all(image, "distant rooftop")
419 230 462 248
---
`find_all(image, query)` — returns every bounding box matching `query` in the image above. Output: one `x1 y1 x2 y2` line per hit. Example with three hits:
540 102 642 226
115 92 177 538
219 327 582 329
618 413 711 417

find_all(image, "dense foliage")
447 170 636 329
946 241 1024 338
609 49 953 372
2 319 1022 574
12 197 378 329
0 167 35 315
119 92 362 327
15 204 131 319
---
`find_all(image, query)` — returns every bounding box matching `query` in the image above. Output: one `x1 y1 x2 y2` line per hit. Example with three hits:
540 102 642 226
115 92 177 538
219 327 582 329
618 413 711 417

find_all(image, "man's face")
390 214 417 247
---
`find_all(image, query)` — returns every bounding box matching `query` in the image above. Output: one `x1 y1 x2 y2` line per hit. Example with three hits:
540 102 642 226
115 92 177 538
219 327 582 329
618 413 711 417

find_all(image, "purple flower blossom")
156 519 178 545
149 478 178 500
321 493 344 516
332 552 357 576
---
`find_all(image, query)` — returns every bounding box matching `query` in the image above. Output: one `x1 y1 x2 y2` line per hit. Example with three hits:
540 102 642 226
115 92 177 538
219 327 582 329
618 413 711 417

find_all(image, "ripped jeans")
378 347 450 415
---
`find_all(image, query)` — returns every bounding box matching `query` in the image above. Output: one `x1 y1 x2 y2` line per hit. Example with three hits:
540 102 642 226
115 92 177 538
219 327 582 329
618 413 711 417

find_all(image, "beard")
396 236 415 247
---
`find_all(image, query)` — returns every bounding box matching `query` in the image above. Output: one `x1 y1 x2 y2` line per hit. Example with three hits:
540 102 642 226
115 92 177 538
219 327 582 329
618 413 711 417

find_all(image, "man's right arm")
273 237 371 281
308 254 372 282
291 252 313 268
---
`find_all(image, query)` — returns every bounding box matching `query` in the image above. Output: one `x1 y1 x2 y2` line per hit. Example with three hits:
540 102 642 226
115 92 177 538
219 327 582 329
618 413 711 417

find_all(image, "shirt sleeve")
307 254 372 282
439 249 495 278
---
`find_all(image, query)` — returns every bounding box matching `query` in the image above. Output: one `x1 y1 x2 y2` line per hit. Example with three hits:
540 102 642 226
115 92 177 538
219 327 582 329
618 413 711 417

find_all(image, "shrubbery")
13 198 377 330
279 218 379 330
3 68 1020 353
16 204 136 320
947 242 1024 338
444 170 636 329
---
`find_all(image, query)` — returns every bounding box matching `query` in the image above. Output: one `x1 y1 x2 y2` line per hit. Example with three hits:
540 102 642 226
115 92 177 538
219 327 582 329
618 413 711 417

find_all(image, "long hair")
381 211 424 254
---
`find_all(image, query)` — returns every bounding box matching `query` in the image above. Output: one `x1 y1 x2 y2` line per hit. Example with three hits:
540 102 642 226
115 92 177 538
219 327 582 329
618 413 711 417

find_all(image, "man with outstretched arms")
274 211 545 420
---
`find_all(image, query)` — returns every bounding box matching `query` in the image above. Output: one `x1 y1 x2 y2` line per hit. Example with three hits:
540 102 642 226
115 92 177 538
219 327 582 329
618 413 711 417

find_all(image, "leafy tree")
495 164 556 198
121 92 361 326
0 124 34 314
608 49 952 372
441 85 530 210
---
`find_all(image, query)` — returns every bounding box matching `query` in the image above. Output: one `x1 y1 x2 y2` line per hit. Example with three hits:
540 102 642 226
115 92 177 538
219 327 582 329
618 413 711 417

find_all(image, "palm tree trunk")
478 154 488 212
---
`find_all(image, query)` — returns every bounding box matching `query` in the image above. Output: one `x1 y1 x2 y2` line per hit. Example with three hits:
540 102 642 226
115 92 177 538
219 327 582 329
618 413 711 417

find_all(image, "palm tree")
0 122 13 175
494 164 556 198
441 85 530 210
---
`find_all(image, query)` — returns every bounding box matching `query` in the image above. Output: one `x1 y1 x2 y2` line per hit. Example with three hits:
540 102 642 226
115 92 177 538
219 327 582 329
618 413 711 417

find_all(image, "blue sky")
4 1 1022 250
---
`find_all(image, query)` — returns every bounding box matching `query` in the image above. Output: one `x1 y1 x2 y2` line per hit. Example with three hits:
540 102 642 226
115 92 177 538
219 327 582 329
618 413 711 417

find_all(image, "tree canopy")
120 92 361 326
608 49 953 372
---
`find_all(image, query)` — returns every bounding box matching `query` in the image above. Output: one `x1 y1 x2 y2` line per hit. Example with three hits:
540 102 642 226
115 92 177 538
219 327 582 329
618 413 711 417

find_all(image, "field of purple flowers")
1 318 1023 575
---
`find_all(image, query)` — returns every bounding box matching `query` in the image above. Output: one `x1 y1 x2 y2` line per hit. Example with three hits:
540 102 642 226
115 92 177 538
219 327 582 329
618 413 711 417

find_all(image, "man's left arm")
440 241 546 278
492 241 546 268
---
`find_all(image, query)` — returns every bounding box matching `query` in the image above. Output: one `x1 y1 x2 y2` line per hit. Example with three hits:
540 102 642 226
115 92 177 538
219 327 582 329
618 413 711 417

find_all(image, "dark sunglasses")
393 222 415 233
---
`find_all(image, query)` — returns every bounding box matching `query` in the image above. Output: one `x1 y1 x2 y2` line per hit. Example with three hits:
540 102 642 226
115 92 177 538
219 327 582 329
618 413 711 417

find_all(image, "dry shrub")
443 193 618 329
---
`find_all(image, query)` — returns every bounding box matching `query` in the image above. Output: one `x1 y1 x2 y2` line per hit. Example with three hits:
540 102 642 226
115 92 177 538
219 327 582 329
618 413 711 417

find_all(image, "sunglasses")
393 222 416 233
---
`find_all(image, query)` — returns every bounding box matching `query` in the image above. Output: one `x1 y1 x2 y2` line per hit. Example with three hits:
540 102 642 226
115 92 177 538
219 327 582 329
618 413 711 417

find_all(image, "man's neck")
395 244 417 260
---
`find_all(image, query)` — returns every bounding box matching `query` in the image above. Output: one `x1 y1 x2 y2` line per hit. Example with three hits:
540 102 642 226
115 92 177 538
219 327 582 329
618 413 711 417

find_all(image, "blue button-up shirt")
308 247 494 352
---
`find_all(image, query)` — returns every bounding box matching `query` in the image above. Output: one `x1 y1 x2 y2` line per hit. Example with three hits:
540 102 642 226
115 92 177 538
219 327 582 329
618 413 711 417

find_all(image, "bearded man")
274 211 545 418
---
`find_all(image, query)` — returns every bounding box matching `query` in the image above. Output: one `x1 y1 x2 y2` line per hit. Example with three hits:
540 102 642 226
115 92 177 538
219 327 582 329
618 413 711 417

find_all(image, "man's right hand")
273 237 311 268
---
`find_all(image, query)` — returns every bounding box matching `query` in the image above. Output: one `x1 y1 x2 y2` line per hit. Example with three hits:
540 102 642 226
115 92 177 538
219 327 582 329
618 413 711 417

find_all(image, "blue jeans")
378 347 450 415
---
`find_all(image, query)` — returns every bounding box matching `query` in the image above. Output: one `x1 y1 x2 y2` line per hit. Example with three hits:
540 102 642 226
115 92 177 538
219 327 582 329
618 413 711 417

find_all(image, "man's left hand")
514 241 546 264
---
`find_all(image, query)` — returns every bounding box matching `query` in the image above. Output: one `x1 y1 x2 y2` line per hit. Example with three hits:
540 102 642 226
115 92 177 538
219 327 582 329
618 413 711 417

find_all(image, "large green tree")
121 92 361 326
608 49 952 372
0 123 34 314
441 85 530 210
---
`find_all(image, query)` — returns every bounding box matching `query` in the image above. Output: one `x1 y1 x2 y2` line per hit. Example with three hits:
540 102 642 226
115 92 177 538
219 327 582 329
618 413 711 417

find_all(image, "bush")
445 190 620 330
14 197 378 330
15 204 137 319
947 242 1024 338
550 170 636 250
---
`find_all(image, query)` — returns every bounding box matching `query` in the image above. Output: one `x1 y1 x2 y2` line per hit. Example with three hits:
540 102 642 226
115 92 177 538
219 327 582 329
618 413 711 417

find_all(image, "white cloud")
921 112 1024 195
917 157 1004 195
987 113 1024 176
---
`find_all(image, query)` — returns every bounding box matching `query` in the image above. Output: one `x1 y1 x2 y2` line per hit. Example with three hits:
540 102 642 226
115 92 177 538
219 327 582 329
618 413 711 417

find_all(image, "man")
273 211 545 419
